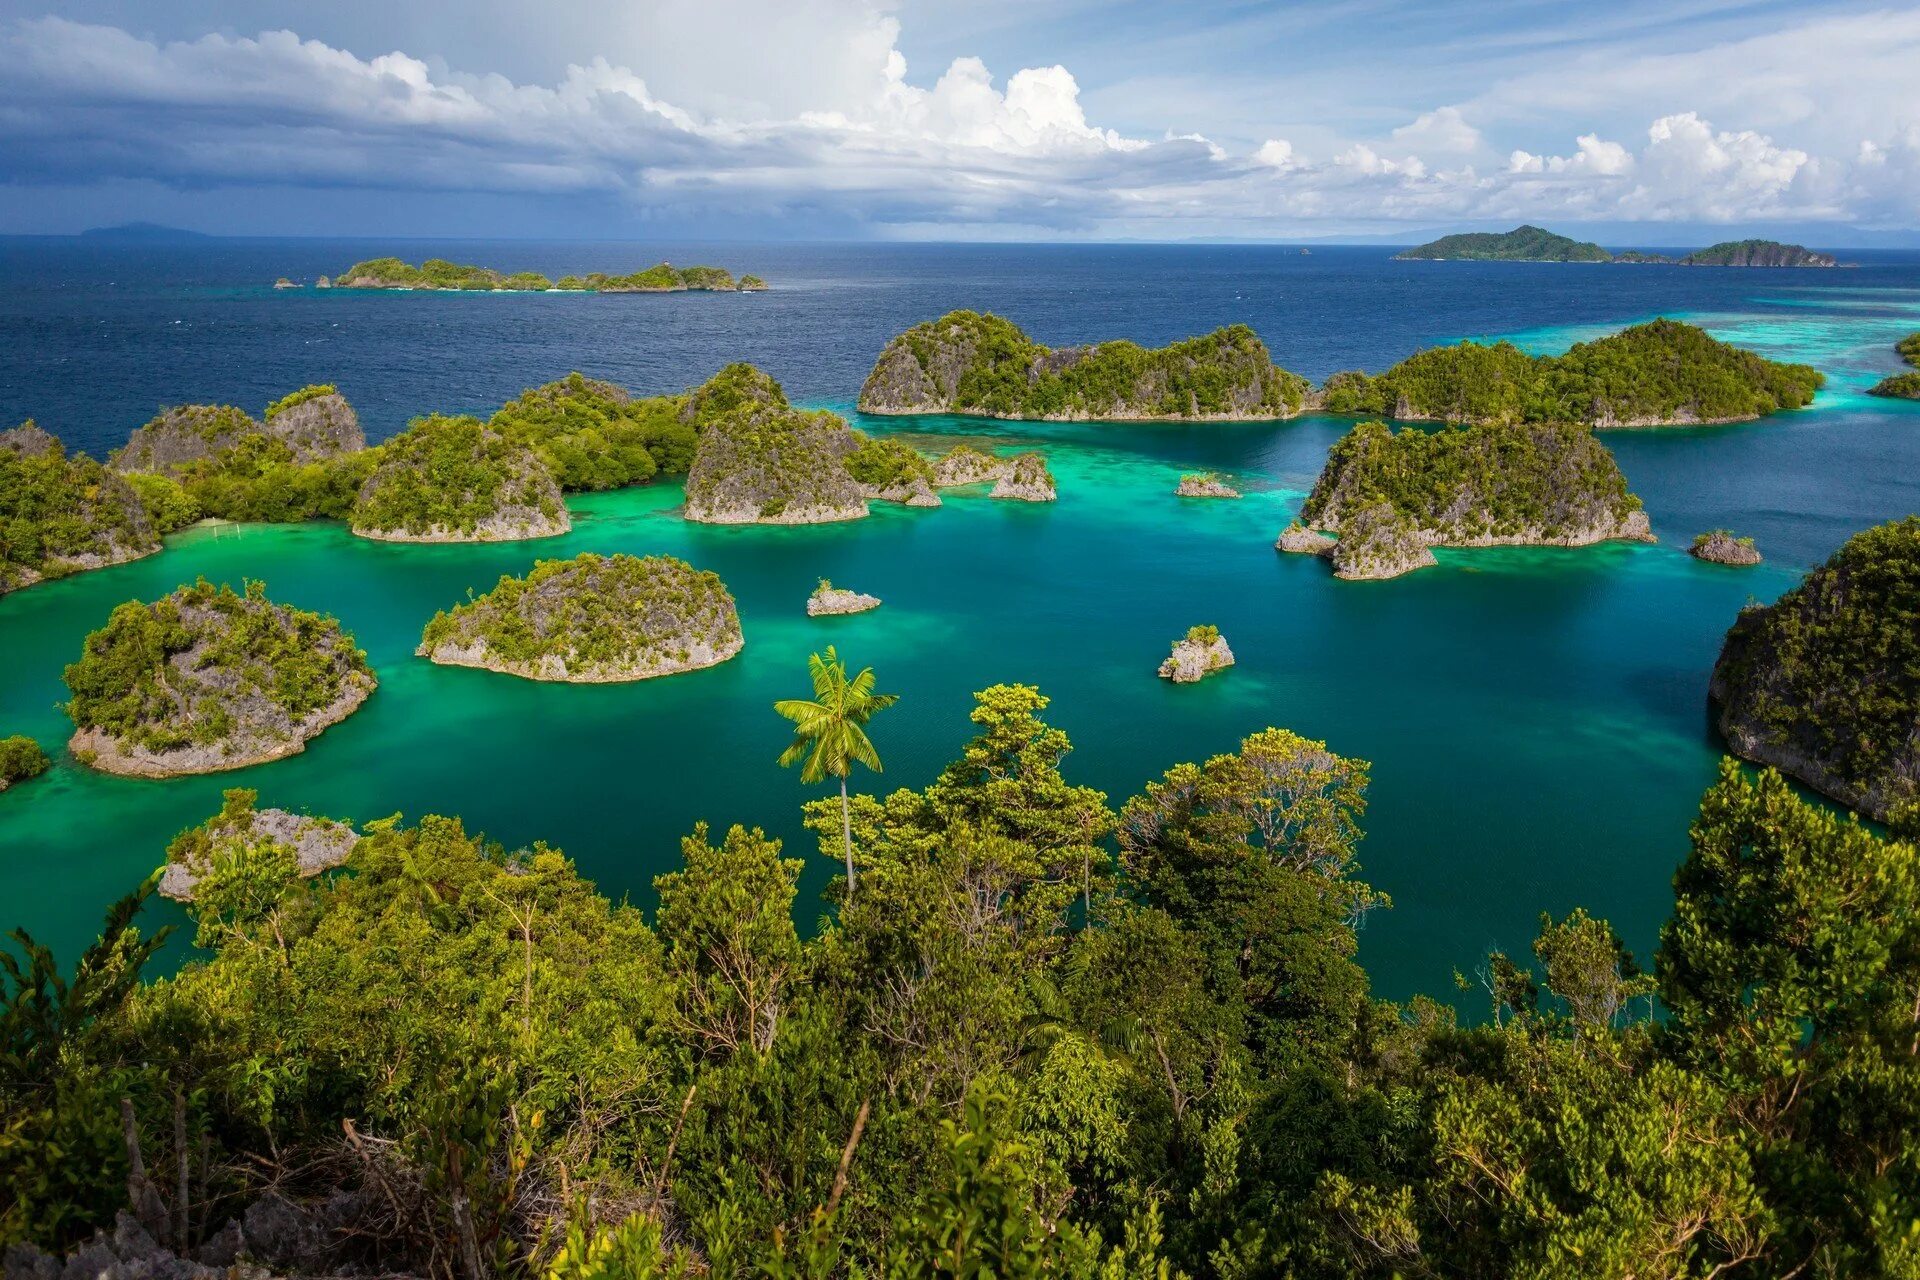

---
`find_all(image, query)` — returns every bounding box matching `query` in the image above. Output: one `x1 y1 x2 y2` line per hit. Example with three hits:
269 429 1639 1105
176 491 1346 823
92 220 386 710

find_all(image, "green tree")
775 647 898 900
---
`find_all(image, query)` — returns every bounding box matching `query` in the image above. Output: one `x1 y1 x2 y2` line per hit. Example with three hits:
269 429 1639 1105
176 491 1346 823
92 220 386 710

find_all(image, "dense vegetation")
337 259 765 291
6 665 1919 1278
0 423 158 595
113 393 371 523
490 374 692 490
843 436 936 496
0 733 50 789
1301 419 1647 544
683 405 867 524
1394 225 1611 262
860 311 1310 419
1710 516 1920 820
61 578 374 761
1322 319 1823 425
351 416 568 541
1677 240 1836 267
419 553 743 681
1869 332 1920 399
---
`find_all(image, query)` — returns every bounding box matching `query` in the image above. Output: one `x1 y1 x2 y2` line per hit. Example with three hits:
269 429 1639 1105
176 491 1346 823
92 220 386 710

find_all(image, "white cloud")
1507 133 1631 177
1390 107 1481 155
1252 138 1295 171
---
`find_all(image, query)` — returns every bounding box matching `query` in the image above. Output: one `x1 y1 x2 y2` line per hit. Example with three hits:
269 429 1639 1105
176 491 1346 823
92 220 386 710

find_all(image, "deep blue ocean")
3 237 1918 1001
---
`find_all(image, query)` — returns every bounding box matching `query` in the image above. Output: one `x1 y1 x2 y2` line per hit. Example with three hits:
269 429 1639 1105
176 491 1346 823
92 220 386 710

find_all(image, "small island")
0 735 50 793
1285 420 1653 580
334 257 768 292
859 311 1310 420
1158 625 1235 682
1396 225 1611 262
845 436 941 506
1176 473 1240 498
1691 530 1762 566
932 444 1012 487
158 788 359 902
352 415 571 542
1 421 160 597
1397 226 1837 267
683 405 869 525
1868 332 1920 401
63 579 376 777
990 452 1057 502
1710 516 1920 821
808 580 882 616
1320 319 1822 427
419 553 743 683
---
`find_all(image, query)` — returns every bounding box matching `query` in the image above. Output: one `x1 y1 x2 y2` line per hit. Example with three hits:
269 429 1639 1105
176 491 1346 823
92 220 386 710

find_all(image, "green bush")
0 735 50 786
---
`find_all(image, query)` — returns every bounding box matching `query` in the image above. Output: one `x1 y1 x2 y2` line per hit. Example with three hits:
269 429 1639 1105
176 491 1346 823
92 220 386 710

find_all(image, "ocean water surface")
2 239 1918 1000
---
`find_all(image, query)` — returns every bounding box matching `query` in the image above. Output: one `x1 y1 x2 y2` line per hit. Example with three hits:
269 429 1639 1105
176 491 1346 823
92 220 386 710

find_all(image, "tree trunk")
840 775 856 901
120 1097 170 1245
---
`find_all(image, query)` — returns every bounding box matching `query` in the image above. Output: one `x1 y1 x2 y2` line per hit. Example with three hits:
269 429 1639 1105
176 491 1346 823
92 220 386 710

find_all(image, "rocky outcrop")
0 421 61 457
262 389 366 459
112 404 260 477
65 582 376 778
808 582 882 616
1293 420 1653 579
1176 473 1240 498
845 436 941 506
2 1202 427 1280
1327 504 1438 580
159 804 359 901
990 452 1056 502
684 406 868 525
352 416 571 542
419 553 743 682
932 445 1009 487
1709 517 1920 822
1158 627 1235 682
859 311 1309 420
1276 523 1336 557
1690 530 1762 566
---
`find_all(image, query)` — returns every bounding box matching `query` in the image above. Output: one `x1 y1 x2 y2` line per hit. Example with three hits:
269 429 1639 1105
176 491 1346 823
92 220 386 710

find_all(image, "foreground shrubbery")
5 673 1918 1278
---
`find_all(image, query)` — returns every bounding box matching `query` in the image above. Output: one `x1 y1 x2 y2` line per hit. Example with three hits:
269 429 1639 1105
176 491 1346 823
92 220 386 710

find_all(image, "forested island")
1711 516 1920 822
351 415 572 543
1283 420 1653 579
684 404 870 525
1 422 159 597
419 553 744 682
333 258 767 292
7 664 1917 1278
859 310 1311 419
1869 331 1920 400
1321 319 1822 427
1398 225 1838 267
0 733 50 791
62 579 375 776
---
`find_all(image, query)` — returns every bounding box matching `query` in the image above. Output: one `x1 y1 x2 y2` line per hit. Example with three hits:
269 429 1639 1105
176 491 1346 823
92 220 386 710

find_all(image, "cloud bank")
1 7 1915 237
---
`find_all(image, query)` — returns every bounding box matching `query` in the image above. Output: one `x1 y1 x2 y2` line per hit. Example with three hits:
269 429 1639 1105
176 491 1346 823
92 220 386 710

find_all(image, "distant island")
1868 332 1920 400
79 222 213 243
330 257 767 292
419 553 744 682
1397 225 1838 267
1321 319 1822 427
1280 420 1653 580
1711 516 1920 821
859 311 1311 420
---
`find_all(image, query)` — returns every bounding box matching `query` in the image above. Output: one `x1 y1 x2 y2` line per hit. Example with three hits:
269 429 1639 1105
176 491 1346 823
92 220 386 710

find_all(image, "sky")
0 0 1915 241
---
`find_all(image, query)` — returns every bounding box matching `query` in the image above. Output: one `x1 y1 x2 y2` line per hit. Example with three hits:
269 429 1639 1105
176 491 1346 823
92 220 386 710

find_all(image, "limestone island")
1159 625 1235 683
808 580 882 616
0 735 51 793
63 579 376 777
1396 225 1611 263
1868 332 1920 401
684 404 868 525
1 421 160 597
336 257 767 292
419 553 743 683
991 452 1057 502
1176 473 1240 498
931 444 1005 486
859 310 1310 420
1397 226 1838 268
1710 516 1920 822
1320 319 1822 428
845 436 940 506
352 414 571 542
111 387 372 524
1691 530 1762 566
1284 420 1653 580
158 788 359 902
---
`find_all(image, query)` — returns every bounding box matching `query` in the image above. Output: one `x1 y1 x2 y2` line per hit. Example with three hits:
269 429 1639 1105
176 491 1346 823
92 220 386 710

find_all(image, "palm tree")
774 646 898 901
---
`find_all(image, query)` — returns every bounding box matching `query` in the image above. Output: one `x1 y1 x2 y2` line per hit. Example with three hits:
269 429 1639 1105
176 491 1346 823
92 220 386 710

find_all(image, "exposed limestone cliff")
1158 626 1235 682
1176 473 1240 498
1690 530 1763 566
158 795 360 902
808 581 882 616
1 424 160 596
683 406 868 525
990 452 1056 502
